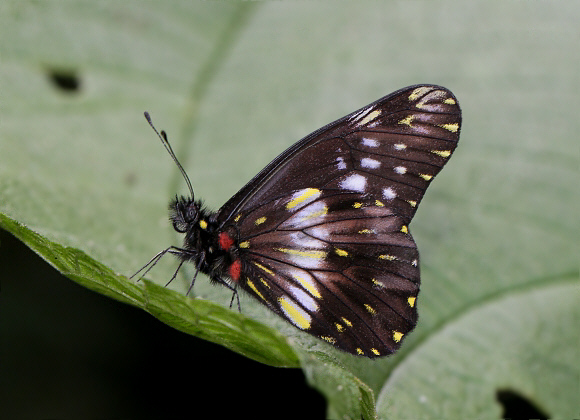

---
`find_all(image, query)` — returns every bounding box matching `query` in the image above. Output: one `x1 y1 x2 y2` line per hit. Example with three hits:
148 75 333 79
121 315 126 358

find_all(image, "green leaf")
1 2 578 419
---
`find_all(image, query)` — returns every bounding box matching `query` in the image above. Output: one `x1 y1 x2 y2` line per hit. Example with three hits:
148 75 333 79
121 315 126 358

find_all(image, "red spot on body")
229 259 241 282
218 232 234 250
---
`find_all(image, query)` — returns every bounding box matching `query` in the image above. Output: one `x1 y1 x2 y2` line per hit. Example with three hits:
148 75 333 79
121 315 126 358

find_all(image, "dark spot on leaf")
47 68 81 93
496 389 549 420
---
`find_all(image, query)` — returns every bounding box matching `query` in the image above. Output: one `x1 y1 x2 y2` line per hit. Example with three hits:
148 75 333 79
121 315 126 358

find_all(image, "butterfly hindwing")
235 190 420 356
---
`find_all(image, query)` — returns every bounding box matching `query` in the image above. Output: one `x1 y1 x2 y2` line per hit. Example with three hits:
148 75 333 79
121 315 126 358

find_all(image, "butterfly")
134 85 461 357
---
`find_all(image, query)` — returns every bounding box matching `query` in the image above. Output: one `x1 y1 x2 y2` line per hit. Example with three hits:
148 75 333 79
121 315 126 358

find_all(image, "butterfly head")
169 196 199 233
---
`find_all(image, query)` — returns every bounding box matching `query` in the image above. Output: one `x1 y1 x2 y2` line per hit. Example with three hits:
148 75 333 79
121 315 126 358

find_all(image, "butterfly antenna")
144 112 195 199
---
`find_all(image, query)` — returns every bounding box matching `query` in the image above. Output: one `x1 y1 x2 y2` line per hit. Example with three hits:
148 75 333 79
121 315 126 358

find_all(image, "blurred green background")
1 2 577 419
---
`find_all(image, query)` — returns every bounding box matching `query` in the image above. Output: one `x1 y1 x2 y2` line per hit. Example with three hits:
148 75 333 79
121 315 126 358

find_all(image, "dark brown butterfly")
134 85 461 357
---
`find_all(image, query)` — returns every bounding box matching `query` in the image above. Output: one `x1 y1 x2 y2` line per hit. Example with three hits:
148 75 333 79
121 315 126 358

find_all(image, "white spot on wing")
339 174 367 192
336 156 347 170
362 137 379 148
394 166 407 174
383 187 397 200
360 157 381 169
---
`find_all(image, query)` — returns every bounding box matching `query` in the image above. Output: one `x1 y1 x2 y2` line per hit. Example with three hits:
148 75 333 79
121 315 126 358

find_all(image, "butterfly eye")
169 198 197 233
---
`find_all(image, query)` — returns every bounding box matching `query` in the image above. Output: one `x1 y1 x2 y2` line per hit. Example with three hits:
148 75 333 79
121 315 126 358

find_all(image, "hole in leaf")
496 389 549 420
47 68 81 93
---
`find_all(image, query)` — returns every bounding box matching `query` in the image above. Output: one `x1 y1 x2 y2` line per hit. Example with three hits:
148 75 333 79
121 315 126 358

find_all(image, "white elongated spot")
289 285 318 312
339 174 367 192
394 166 407 174
362 137 379 148
360 157 381 169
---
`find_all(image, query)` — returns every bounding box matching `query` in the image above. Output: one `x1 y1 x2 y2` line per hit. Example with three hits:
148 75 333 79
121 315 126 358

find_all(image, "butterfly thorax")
169 196 239 281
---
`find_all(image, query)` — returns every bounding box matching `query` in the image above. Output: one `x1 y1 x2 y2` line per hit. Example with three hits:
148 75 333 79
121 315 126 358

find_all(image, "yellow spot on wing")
301 205 328 221
398 115 414 126
400 225 408 234
444 98 456 105
239 241 250 248
260 278 270 288
335 248 349 257
432 150 451 158
364 304 376 315
253 262 274 276
199 220 207 229
375 200 385 207
393 331 404 342
254 216 267 225
439 122 459 133
341 317 352 327
335 323 344 332
279 297 311 330
408 296 416 307
356 348 364 355
407 200 417 208
358 109 382 126
419 173 433 181
353 202 363 208
247 279 266 301
371 348 380 356
276 248 326 259
379 254 397 261
321 336 336 344
234 214 242 222
358 228 374 234
286 188 321 209
293 274 321 299
409 86 431 101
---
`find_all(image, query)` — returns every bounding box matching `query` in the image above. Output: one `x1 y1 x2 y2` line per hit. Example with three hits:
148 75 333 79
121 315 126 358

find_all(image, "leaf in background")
1 2 577 419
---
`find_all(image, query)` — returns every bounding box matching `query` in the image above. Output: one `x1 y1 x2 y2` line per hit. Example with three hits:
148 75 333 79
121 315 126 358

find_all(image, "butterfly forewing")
217 85 460 226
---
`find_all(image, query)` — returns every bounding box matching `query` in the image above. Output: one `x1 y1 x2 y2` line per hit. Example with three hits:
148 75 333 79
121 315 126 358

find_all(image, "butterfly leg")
131 245 189 282
186 253 205 296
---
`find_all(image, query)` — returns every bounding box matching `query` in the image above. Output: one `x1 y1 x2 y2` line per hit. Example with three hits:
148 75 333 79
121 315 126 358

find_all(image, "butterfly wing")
218 84 461 227
217 85 461 356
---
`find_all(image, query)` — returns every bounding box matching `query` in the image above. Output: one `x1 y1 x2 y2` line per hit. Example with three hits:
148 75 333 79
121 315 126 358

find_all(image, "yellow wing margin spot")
398 115 414 127
408 296 416 307
408 86 432 101
320 336 336 344
439 122 459 133
364 304 377 315
400 225 409 234
444 98 456 105
371 348 380 356
341 317 352 327
431 150 451 158
393 331 404 343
